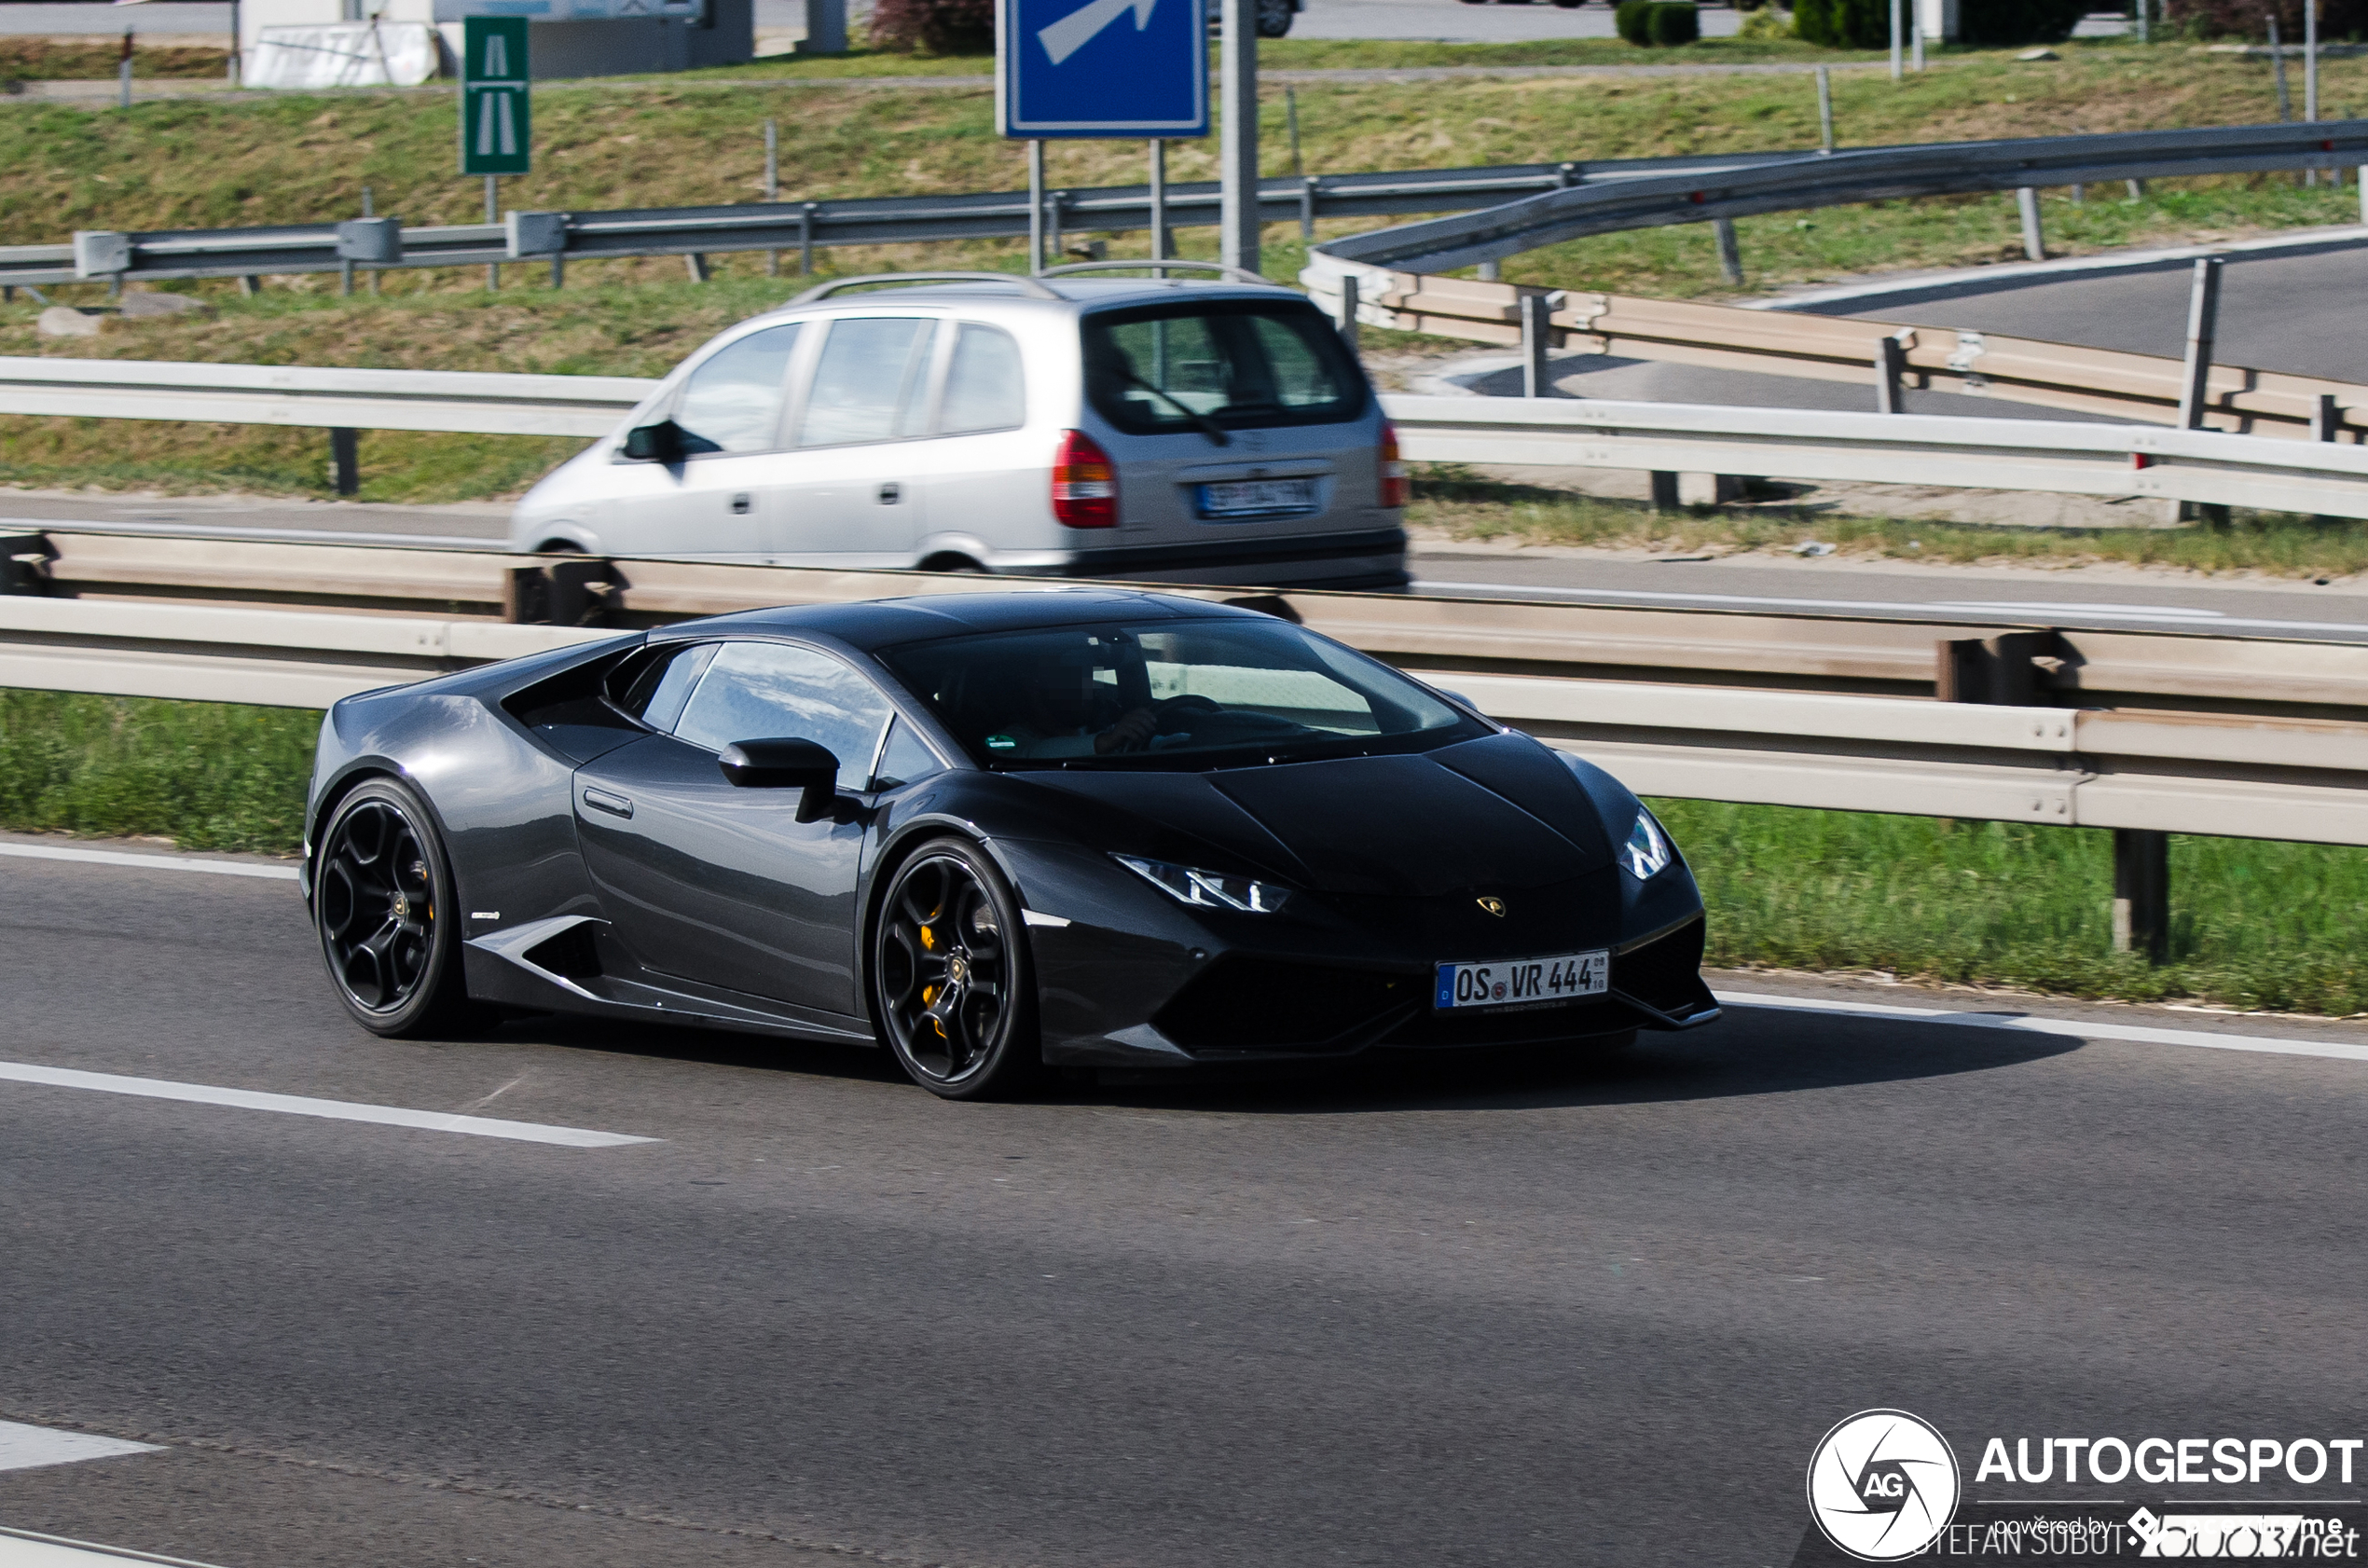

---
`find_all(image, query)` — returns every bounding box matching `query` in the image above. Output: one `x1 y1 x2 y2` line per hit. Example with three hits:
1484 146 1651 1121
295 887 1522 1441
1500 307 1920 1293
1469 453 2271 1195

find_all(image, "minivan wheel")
920 554 986 574
1255 0 1294 34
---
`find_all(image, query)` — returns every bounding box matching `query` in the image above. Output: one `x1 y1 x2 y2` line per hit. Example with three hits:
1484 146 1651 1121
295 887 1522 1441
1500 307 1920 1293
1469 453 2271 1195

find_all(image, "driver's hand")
1095 706 1161 755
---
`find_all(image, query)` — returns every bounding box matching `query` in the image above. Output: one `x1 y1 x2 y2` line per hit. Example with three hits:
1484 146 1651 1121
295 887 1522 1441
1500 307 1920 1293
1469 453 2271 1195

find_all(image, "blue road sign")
998 0 1207 139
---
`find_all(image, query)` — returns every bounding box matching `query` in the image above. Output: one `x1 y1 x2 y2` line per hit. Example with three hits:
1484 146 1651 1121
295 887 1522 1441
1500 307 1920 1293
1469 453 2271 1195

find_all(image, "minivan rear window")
1082 300 1368 435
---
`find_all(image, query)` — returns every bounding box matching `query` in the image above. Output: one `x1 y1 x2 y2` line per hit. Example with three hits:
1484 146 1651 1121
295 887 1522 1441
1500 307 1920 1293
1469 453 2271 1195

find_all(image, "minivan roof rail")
789 270 1064 304
1039 259 1275 286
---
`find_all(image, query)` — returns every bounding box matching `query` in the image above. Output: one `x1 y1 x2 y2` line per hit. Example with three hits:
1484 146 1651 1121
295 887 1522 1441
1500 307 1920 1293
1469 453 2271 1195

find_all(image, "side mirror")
719 737 840 822
622 419 687 464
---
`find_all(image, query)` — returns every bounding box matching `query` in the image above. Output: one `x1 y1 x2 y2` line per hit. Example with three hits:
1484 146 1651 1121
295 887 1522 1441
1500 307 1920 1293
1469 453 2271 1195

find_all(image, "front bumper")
1021 851 1715 1069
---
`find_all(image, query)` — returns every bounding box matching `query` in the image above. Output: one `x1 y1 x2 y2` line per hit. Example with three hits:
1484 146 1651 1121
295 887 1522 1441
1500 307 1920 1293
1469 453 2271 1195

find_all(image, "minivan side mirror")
719 737 840 822
622 419 687 464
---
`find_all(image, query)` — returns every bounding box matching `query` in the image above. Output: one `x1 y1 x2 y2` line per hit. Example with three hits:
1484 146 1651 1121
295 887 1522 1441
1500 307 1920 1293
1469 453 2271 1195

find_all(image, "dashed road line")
0 1062 658 1148
0 1422 160 1475
0 845 299 882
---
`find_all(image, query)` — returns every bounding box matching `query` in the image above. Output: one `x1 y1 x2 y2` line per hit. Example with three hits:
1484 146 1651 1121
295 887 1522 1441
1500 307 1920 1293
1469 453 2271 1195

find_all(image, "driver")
985 651 1160 759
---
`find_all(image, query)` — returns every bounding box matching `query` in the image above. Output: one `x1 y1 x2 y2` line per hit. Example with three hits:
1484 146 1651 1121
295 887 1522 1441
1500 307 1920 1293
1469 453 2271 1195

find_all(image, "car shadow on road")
478 1001 2082 1116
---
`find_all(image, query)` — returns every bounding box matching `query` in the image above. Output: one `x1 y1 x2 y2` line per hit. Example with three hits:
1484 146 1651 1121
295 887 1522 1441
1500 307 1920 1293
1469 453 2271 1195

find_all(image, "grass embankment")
1409 471 2368 574
0 41 232 82
7 689 2362 1015
2 45 2365 534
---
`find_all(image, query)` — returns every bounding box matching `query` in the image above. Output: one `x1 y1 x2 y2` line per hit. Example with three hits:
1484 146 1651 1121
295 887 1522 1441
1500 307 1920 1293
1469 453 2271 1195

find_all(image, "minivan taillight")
1378 420 1408 510
1052 429 1118 529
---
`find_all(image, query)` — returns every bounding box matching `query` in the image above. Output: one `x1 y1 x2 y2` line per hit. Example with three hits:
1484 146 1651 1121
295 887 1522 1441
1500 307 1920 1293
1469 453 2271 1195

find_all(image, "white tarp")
245 21 442 88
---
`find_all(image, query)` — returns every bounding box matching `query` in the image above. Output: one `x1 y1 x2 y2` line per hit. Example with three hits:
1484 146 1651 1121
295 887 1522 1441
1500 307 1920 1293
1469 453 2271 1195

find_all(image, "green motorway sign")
460 17 530 176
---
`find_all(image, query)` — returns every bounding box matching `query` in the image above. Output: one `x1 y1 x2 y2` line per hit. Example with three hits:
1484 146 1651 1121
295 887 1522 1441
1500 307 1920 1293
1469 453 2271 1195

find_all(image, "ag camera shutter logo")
1807 1409 1962 1561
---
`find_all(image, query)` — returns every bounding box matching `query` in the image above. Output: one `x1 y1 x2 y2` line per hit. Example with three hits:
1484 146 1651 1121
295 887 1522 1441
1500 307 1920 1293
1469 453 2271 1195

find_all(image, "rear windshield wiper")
1112 366 1232 447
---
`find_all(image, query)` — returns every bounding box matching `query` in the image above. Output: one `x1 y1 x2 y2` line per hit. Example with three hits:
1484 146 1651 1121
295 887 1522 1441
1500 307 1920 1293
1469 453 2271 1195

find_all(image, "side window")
672 641 895 792
795 318 936 447
937 323 1026 435
612 642 719 732
672 323 801 456
873 718 949 791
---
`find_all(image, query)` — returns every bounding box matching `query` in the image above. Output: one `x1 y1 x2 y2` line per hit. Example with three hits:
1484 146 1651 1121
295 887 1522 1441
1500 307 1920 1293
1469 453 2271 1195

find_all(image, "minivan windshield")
1082 300 1369 434
877 617 1480 770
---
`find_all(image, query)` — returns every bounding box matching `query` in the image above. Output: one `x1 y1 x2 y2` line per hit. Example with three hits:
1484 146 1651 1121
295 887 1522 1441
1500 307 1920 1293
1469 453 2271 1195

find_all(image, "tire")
1255 0 1294 35
872 837 1040 1100
313 777 476 1038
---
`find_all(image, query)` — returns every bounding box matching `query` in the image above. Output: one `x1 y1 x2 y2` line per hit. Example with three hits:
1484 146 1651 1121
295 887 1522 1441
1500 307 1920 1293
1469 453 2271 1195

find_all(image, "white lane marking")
0 844 300 882
0 1422 160 1475
0 1526 230 1568
1409 580 2368 638
0 1062 659 1148
1716 989 2368 1064
1935 599 2229 620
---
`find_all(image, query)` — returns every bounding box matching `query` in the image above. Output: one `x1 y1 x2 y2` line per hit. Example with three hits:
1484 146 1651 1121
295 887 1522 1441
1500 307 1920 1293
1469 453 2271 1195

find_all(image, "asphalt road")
8 844 2368 1567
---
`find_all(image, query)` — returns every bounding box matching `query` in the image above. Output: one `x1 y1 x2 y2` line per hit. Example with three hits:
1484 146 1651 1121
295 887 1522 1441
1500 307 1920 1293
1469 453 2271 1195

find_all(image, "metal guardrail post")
1874 335 1907 413
1521 295 1553 399
0 533 49 595
2113 829 2170 961
2316 392 2344 442
1713 217 1743 285
684 254 709 282
1301 177 1318 242
329 429 360 497
1050 191 1067 263
1816 67 1835 155
2179 255 2224 432
2016 187 2044 261
801 202 819 276
1150 140 1169 260
1338 274 1359 351
1649 472 1680 510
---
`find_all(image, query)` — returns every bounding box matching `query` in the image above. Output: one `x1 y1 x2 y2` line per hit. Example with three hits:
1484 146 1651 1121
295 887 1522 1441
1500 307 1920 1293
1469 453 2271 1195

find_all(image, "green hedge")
1618 1 1700 44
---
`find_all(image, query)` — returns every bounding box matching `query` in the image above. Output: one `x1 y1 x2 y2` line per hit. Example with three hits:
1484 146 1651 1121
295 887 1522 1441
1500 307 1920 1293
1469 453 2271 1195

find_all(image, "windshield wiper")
1115 367 1232 447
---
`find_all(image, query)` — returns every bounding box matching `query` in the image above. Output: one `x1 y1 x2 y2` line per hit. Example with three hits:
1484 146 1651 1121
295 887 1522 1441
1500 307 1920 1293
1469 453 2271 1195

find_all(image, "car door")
571 638 895 1021
601 322 805 560
770 314 936 566
911 320 1039 557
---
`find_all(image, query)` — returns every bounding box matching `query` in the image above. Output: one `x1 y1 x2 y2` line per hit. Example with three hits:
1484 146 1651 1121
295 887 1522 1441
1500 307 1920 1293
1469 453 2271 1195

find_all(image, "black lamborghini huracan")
302 588 1717 1098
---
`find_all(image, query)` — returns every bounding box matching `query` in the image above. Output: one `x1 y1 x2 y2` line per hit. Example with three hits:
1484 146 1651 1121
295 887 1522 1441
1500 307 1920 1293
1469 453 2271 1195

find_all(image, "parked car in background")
510 264 1406 590
1207 0 1302 35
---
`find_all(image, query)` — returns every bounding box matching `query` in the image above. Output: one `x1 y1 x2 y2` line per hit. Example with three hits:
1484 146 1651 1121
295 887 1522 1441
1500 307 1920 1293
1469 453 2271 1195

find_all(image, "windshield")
1081 300 1369 435
876 617 1480 770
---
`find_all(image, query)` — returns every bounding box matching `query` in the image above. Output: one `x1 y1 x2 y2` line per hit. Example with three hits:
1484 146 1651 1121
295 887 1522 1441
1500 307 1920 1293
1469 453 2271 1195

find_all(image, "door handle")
729 492 752 516
877 482 902 505
581 786 633 818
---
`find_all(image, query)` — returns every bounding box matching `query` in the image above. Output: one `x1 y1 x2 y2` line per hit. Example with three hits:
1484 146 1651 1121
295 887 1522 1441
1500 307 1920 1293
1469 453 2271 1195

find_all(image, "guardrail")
1301 267 2368 442
7 579 2368 862
3 150 1804 291
8 355 2368 520
1315 120 2368 273
15 120 2364 289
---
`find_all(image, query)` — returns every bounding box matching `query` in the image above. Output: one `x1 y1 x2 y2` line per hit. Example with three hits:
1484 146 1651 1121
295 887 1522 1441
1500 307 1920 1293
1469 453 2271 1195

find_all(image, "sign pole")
1218 0 1259 276
485 173 499 290
1027 139 1045 274
1149 140 1166 261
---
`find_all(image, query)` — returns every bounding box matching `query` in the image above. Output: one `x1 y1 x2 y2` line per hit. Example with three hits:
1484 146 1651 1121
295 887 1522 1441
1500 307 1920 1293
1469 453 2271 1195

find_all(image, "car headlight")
1113 854 1292 915
1621 808 1673 880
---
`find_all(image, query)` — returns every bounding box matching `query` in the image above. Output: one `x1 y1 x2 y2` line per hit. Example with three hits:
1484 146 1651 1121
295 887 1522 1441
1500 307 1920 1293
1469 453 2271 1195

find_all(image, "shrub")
867 0 994 53
1792 0 1887 47
2161 0 2368 38
1615 0 1654 44
1959 0 2092 42
1647 3 1702 43
1738 6 1793 35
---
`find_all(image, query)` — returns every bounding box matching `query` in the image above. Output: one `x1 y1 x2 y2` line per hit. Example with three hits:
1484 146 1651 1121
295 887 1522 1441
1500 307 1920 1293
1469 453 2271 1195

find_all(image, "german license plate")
1434 950 1608 1010
1198 478 1317 518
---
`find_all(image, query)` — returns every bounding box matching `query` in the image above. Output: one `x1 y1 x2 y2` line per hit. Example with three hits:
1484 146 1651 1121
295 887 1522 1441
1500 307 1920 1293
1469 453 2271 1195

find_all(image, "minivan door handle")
729 492 752 516
581 787 633 818
877 482 902 505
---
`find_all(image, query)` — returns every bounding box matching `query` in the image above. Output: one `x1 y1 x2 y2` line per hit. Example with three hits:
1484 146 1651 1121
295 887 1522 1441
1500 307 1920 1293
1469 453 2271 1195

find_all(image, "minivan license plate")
1434 950 1608 1010
1198 478 1317 518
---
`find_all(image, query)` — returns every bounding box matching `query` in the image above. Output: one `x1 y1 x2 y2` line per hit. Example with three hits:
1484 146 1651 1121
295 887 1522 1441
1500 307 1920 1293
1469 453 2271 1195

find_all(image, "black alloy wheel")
874 839 1039 1099
314 777 474 1037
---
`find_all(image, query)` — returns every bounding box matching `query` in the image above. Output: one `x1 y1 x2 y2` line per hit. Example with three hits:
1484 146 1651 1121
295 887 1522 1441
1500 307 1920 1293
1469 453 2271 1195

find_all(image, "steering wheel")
1150 695 1224 733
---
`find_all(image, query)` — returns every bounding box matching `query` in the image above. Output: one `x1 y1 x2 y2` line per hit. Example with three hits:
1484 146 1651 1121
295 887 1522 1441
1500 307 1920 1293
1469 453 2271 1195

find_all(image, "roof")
652 587 1265 653
753 276 1307 320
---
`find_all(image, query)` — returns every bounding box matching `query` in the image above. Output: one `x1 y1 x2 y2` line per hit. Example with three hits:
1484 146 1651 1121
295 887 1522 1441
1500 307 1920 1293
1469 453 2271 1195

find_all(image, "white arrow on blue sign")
998 0 1208 139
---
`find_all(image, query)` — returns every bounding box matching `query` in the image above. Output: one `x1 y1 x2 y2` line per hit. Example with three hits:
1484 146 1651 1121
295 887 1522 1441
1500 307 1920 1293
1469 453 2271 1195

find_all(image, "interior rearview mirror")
719 737 840 822
622 419 687 464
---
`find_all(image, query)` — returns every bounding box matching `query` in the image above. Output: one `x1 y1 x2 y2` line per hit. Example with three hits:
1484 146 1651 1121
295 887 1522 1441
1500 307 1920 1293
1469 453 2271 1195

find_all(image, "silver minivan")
507 264 1407 590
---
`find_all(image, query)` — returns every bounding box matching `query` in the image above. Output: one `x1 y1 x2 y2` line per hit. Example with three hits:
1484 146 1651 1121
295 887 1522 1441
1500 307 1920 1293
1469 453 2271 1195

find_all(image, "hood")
1019 733 1612 898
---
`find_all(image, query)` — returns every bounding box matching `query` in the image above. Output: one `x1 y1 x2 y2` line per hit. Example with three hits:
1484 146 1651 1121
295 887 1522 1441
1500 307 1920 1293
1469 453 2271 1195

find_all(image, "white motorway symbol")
1037 0 1158 65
